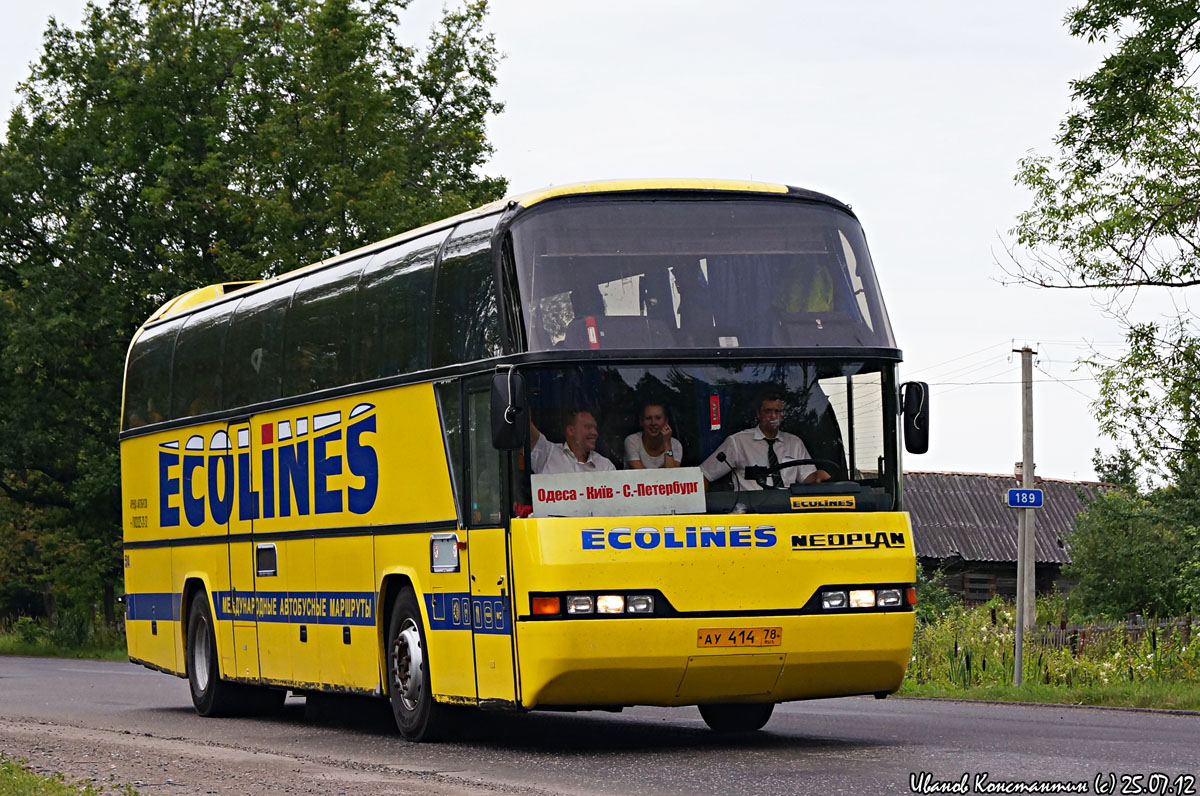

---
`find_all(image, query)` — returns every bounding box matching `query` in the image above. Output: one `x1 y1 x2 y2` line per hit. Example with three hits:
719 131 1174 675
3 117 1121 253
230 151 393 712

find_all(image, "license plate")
697 627 782 648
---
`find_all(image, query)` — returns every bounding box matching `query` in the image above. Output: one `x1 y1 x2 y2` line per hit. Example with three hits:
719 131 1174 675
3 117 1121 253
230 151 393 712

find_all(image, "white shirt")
623 432 683 469
531 434 615 474
700 427 814 490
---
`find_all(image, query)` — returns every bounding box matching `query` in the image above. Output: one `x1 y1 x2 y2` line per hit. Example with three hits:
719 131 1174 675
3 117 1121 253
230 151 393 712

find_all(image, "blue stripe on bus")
127 590 509 635
211 591 376 626
426 592 511 636
125 592 182 622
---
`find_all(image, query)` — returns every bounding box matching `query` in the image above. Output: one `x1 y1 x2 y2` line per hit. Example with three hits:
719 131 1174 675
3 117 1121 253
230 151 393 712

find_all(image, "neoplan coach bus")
120 178 931 740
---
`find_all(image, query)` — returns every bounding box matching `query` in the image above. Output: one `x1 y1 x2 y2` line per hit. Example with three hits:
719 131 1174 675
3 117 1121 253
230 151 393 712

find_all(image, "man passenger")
529 410 616 474
700 391 830 489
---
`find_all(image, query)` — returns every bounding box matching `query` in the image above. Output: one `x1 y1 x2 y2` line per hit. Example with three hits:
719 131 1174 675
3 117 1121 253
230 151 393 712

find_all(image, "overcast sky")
2 1 1132 481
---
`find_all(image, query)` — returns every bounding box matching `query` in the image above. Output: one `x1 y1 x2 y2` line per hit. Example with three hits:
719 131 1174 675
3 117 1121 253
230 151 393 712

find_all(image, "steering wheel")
748 457 843 488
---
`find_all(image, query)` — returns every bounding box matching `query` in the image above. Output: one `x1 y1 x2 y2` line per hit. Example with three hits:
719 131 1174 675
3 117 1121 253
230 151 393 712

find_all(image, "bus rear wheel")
698 702 775 733
387 586 451 741
186 591 243 717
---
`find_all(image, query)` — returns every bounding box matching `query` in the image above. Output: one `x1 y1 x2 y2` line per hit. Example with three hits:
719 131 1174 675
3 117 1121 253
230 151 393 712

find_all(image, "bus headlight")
821 590 847 610
876 589 903 607
849 589 876 609
596 595 625 614
566 595 594 614
625 594 654 614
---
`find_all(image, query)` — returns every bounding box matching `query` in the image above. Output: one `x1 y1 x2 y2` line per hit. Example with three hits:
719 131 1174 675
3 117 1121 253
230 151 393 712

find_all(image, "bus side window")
357 231 445 380
282 259 365 397
170 305 230 420
124 320 179 429
431 215 502 368
467 388 502 525
222 284 292 410
838 229 876 330
434 380 463 525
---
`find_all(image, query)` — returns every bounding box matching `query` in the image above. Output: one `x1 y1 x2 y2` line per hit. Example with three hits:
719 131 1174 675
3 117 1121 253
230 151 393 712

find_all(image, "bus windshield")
515 360 898 517
511 198 896 352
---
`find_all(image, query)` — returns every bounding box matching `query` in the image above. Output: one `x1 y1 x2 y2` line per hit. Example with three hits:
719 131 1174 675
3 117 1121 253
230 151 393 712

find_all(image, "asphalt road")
1 655 1197 796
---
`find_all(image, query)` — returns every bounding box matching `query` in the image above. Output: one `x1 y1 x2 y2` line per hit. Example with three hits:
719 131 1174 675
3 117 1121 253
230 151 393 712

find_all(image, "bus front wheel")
186 591 242 717
698 702 775 733
387 586 450 741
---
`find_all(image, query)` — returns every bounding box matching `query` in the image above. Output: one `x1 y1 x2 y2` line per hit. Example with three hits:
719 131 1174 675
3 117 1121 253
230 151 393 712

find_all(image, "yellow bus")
120 178 930 740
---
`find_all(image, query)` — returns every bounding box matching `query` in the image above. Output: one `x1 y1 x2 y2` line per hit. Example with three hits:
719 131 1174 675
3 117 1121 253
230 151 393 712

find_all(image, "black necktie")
765 438 780 487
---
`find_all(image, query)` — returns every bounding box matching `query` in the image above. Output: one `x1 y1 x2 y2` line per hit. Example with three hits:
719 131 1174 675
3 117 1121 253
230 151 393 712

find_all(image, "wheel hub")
191 616 211 692
391 619 423 710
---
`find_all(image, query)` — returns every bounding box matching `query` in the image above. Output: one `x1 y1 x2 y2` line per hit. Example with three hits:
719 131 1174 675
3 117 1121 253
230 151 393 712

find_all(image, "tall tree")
0 0 505 620
1008 0 1200 475
1066 463 1200 618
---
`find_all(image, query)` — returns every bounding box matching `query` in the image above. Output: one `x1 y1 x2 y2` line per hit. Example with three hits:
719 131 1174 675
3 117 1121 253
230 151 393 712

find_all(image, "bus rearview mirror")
901 381 929 455
491 369 528 450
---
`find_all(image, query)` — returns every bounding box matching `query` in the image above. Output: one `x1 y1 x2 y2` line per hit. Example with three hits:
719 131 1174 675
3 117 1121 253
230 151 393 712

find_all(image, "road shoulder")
0 717 511 796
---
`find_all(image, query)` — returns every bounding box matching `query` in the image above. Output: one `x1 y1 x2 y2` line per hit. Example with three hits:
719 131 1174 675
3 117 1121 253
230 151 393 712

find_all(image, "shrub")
915 563 958 624
14 616 42 645
49 608 93 649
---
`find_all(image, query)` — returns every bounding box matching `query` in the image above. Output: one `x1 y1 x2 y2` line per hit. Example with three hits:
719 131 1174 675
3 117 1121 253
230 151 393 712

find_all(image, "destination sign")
532 467 706 517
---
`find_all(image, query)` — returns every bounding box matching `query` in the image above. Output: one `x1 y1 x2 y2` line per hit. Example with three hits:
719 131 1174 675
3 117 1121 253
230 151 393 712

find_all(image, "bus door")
464 383 517 704
259 412 320 688
225 421 261 681
249 415 293 685
314 404 377 691
282 535 317 688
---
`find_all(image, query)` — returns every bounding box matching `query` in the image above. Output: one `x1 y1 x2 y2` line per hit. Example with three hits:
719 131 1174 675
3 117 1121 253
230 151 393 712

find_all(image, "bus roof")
508 178 851 212
513 178 787 206
138 179 852 328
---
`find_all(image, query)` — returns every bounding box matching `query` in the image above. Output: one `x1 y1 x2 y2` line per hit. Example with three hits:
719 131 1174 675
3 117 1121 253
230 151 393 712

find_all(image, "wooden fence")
1029 616 1195 655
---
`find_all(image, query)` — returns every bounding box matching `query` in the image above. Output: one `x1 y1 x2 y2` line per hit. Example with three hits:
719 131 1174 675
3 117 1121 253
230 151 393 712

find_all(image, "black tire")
387 586 451 741
698 702 775 733
186 591 243 717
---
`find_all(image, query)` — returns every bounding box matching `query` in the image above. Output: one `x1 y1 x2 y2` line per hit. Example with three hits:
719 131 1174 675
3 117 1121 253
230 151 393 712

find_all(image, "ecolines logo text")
582 525 776 550
157 404 379 528
790 496 856 510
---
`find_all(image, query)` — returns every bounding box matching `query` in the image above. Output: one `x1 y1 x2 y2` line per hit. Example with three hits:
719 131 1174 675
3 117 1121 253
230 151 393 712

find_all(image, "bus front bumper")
515 612 914 709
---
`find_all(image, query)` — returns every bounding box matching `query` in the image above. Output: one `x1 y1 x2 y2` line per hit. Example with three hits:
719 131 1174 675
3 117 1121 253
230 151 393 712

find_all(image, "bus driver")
700 392 831 490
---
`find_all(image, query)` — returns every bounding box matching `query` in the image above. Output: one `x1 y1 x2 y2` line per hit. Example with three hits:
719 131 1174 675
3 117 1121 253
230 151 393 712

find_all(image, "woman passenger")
624 403 682 469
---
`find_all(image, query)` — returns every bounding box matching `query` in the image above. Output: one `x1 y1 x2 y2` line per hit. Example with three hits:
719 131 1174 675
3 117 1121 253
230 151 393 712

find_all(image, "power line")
934 355 1012 382
931 376 1096 386
937 361 1027 394
905 340 1011 378
1034 339 1126 347
1035 364 1095 400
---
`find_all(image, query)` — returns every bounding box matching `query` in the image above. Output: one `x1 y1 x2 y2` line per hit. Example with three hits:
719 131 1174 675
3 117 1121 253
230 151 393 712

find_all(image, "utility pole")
1013 346 1036 686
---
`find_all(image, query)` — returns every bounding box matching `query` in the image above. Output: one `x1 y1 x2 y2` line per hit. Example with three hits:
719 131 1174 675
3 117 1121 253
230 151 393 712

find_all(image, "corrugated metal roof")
904 471 1107 564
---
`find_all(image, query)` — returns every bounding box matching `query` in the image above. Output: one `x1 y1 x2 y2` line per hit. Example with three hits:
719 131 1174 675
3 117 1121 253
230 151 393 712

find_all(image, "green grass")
0 622 127 662
899 680 1200 711
0 755 137 795
0 636 127 662
904 598 1200 711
